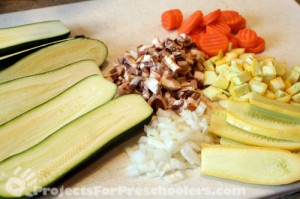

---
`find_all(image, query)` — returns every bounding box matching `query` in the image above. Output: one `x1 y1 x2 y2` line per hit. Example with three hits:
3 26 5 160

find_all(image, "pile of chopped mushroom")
106 34 208 112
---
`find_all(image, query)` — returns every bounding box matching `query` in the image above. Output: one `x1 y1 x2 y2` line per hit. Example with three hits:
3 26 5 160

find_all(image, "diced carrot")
206 20 231 37
203 9 221 26
161 9 183 30
228 34 239 50
221 10 243 30
237 28 259 48
231 16 246 33
199 32 229 56
177 10 203 35
245 37 265 53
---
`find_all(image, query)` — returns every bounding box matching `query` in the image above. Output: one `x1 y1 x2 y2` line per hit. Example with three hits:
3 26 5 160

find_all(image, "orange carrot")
237 28 258 48
206 20 231 37
199 32 229 56
228 34 239 49
246 37 265 53
221 10 243 31
231 16 246 33
203 9 221 25
161 9 183 30
177 10 203 35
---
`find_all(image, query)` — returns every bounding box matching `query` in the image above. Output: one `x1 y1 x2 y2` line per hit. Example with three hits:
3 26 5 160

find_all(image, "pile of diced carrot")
161 9 265 56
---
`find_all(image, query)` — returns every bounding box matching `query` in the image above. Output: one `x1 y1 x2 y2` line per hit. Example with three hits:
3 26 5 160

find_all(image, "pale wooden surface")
0 1 300 198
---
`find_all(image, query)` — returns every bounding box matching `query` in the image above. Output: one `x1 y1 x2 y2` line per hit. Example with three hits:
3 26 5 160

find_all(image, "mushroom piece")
148 95 168 110
163 56 181 74
161 71 181 91
144 77 159 95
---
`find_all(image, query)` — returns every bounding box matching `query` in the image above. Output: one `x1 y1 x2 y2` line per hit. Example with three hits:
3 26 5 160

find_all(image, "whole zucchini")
0 60 101 125
0 20 70 56
0 94 152 198
0 37 108 84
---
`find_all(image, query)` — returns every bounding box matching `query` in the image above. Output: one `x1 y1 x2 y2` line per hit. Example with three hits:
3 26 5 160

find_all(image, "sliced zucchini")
0 37 75 70
0 60 101 125
219 137 247 146
209 110 300 151
0 37 108 83
0 75 116 163
0 94 152 198
0 20 70 56
227 101 300 141
201 144 300 185
249 92 300 119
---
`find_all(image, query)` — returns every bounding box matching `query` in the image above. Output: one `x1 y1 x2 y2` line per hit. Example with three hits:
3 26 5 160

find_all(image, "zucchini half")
0 94 153 198
0 75 116 163
0 37 108 84
0 20 70 56
0 60 101 125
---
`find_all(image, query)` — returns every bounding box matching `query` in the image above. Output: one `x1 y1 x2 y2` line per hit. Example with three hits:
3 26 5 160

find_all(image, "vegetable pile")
161 9 265 56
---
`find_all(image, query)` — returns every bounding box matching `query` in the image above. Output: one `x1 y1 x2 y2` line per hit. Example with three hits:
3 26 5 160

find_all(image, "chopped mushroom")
106 34 208 112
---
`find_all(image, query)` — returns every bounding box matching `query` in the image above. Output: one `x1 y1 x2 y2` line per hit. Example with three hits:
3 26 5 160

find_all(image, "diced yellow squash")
262 57 275 63
202 86 223 101
201 144 300 185
215 57 227 66
242 62 251 73
232 71 252 86
287 82 300 95
229 83 249 97
265 90 276 99
292 65 300 74
251 58 261 76
204 60 215 71
286 69 300 84
285 79 292 90
230 48 245 55
225 52 238 61
274 61 287 77
204 71 218 86
262 65 277 80
292 92 300 103
216 64 229 75
229 62 243 74
220 137 247 146
275 89 289 98
239 53 255 60
269 76 285 92
249 79 268 95
212 75 229 90
252 76 263 82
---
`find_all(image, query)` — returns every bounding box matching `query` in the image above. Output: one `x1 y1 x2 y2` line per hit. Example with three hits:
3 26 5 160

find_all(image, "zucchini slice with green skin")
227 100 300 142
0 37 108 84
0 75 116 163
0 37 75 71
0 20 70 56
0 60 101 125
0 94 152 198
209 110 300 151
201 144 300 185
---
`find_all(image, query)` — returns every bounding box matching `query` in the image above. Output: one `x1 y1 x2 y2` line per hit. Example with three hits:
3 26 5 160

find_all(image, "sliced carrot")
177 10 203 35
228 34 239 49
237 28 258 48
199 32 229 56
161 9 183 30
221 10 243 30
231 16 246 33
203 9 221 26
206 20 231 37
245 37 265 53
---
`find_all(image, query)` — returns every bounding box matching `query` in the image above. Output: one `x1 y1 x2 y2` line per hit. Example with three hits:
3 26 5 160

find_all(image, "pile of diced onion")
126 101 216 184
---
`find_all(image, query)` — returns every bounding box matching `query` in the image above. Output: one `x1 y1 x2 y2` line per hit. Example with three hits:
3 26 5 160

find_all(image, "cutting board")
1 0 300 198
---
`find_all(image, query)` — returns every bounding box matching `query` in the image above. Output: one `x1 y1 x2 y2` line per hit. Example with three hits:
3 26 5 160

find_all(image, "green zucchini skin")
0 37 108 84
0 20 70 57
0 94 152 198
0 37 75 71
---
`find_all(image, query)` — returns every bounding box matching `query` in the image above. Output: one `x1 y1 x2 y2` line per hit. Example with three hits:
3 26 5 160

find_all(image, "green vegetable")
0 94 152 198
0 20 70 56
0 37 108 84
0 75 116 163
0 60 101 125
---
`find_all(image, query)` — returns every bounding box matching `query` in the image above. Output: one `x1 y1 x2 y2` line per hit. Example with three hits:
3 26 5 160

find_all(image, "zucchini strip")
0 94 152 198
0 37 108 83
0 60 101 125
0 75 116 163
0 20 70 56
